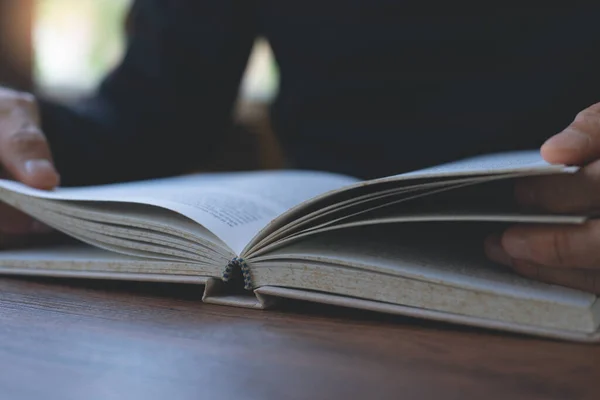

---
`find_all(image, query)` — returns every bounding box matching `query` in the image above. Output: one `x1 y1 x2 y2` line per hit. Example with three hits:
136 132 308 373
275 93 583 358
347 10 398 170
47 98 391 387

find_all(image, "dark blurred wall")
0 0 33 91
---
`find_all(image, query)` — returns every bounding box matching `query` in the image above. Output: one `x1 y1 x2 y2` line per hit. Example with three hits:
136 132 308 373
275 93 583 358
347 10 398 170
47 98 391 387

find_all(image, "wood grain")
0 276 597 400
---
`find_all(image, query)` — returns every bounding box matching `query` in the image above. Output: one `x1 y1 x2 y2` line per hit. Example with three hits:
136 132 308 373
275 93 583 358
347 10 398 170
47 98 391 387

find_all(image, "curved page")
0 171 357 255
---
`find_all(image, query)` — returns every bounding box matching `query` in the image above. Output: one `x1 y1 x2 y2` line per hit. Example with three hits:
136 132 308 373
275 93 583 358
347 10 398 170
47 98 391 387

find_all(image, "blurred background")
0 0 284 171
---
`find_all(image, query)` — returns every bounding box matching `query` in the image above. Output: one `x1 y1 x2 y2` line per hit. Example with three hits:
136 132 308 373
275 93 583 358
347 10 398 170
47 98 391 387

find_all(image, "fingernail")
502 232 531 260
484 234 513 266
545 128 590 153
514 180 536 206
24 159 55 177
30 220 53 234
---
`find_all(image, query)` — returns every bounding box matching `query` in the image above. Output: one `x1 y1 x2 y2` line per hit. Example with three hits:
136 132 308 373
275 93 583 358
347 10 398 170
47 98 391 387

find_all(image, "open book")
0 150 597 342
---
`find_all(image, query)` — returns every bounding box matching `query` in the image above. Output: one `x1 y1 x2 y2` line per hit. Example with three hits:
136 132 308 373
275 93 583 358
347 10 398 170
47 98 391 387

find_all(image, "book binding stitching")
222 257 253 290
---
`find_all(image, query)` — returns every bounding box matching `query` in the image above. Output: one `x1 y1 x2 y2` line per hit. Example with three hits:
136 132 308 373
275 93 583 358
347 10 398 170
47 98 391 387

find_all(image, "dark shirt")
38 2 600 186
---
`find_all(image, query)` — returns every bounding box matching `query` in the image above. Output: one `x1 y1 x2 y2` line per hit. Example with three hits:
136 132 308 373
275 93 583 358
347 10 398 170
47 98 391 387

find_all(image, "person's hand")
0 87 60 247
485 102 600 294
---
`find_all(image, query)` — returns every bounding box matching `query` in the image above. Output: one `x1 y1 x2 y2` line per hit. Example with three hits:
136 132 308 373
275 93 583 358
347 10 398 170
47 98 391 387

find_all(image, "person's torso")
256 4 600 177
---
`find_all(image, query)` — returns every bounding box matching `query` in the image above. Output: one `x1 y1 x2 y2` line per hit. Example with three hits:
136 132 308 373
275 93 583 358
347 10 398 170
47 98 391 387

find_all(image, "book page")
0 171 357 254
251 175 495 252
396 150 576 179
249 224 599 334
247 150 575 252
0 245 219 280
251 224 597 307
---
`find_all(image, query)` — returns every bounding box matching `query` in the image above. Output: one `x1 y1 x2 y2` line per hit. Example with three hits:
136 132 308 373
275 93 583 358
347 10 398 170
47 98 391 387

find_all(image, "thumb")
0 124 60 190
541 103 600 166
0 103 60 190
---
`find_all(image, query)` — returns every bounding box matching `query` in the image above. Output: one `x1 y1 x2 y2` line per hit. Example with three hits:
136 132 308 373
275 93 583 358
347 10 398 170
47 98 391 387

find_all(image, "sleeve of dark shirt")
37 0 257 186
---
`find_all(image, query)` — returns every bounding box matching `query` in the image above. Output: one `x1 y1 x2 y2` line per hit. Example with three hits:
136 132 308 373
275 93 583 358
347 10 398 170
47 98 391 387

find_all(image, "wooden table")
0 277 597 400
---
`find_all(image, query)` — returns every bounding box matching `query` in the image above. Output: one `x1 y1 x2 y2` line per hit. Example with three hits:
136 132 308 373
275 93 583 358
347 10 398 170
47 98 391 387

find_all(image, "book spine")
222 257 253 290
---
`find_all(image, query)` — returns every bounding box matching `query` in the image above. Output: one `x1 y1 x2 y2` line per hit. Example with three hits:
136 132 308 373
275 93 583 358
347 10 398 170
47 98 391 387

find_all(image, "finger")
541 102 600 165
484 234 513 266
0 110 60 190
484 234 600 293
510 259 600 294
0 203 53 235
513 160 600 212
0 203 35 235
501 221 600 269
